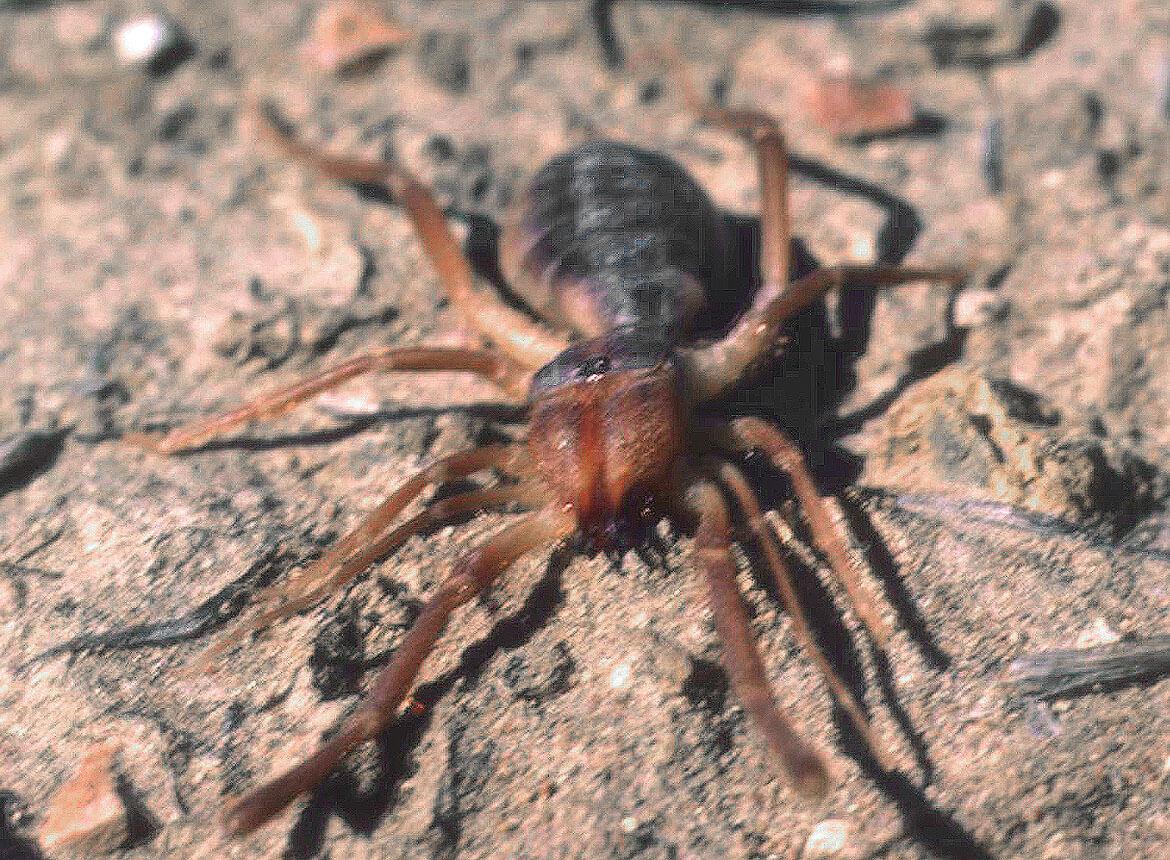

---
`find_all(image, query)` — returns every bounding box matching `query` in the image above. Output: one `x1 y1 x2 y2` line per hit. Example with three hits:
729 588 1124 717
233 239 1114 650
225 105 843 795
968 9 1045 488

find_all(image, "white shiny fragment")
803 819 849 857
115 16 177 65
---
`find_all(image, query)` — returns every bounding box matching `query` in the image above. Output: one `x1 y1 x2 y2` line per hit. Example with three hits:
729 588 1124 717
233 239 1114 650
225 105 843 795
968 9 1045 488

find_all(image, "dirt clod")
863 365 1164 533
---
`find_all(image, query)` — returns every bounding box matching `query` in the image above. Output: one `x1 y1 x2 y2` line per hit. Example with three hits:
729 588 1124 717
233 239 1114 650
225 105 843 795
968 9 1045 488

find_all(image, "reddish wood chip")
803 75 915 138
305 0 412 74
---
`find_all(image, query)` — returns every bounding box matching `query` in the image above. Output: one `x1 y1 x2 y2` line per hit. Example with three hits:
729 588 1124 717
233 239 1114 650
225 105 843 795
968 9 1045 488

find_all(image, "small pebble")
305 0 411 74
609 661 632 689
115 17 169 63
953 288 1007 328
116 15 187 67
849 235 875 261
1074 618 1121 649
114 15 191 74
38 743 129 854
803 818 850 857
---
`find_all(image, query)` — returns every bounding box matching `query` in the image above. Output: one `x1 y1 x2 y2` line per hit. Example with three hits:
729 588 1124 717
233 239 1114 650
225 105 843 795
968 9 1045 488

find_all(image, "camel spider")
129 65 962 836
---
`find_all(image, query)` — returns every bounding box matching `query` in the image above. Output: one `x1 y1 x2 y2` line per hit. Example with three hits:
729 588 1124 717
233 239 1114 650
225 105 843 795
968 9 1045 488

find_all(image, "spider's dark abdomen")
499 140 727 341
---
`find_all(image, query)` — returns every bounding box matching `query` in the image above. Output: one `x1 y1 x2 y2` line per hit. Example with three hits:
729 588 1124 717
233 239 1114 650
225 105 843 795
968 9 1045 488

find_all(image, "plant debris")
26 546 285 666
38 743 129 855
1006 635 1170 701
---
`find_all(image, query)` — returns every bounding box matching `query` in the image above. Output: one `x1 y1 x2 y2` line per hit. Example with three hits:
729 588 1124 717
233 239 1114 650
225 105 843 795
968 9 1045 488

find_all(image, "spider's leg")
713 456 892 771
255 108 569 369
747 263 964 337
221 504 575 836
656 51 962 399
189 445 539 670
684 476 829 798
191 482 552 673
725 418 890 646
665 54 792 400
128 346 528 454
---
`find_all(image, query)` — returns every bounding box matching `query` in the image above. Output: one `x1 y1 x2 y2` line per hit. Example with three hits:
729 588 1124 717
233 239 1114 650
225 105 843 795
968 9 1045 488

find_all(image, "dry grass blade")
1006 635 1170 700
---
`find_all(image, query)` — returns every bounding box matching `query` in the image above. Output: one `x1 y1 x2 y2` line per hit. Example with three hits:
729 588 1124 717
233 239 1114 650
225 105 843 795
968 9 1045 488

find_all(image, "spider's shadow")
738 527 988 860
589 0 918 69
0 792 42 860
710 154 967 470
590 0 1059 72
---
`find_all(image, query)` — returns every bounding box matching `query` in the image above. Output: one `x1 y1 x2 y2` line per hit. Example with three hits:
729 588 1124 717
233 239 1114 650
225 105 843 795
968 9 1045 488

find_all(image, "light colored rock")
1074 618 1121 649
953 287 1008 328
803 818 850 857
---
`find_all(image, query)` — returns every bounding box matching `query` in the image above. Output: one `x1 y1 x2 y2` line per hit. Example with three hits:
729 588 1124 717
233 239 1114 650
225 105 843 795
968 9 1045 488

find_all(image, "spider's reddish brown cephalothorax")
130 67 962 836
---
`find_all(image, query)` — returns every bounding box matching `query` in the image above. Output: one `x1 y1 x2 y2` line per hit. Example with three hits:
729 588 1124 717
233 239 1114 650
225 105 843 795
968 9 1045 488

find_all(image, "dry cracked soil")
1 1 1169 858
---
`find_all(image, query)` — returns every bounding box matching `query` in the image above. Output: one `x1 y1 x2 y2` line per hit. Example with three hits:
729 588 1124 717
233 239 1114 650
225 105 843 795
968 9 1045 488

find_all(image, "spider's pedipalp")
127 347 531 455
663 46 963 401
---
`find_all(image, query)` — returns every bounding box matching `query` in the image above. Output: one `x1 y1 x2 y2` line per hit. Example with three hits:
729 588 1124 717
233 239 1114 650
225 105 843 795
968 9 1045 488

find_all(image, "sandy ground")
1 1 1168 858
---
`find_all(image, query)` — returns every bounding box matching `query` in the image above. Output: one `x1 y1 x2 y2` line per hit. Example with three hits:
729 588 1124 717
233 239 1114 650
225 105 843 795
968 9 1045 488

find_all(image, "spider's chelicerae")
131 67 962 836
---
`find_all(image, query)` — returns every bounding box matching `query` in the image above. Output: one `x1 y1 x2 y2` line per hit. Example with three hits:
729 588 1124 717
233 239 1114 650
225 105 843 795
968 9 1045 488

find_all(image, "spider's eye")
530 330 673 396
578 355 612 378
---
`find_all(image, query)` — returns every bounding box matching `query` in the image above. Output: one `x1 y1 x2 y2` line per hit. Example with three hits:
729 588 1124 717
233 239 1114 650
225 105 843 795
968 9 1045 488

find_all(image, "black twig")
25 547 286 667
